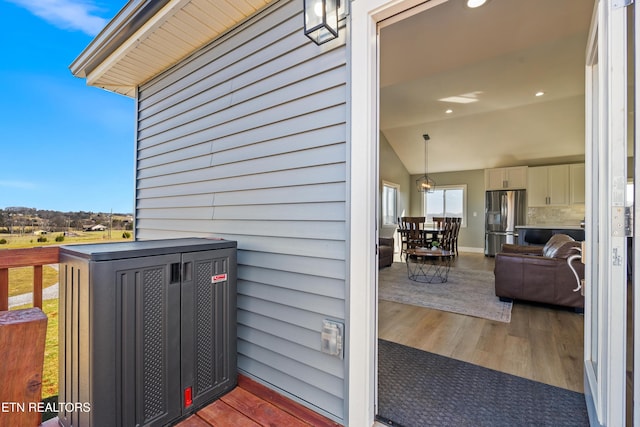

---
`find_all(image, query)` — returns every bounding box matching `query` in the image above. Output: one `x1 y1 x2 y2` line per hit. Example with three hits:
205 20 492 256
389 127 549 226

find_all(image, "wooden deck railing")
0 246 60 311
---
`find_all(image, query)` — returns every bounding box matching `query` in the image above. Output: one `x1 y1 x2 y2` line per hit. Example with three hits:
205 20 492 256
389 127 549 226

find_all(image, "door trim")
583 0 629 425
349 1 450 425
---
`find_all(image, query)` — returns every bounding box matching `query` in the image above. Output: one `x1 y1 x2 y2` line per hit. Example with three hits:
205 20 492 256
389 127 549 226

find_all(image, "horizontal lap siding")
135 0 347 422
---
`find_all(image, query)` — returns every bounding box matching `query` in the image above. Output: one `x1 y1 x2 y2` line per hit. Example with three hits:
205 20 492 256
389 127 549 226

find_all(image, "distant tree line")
0 207 133 234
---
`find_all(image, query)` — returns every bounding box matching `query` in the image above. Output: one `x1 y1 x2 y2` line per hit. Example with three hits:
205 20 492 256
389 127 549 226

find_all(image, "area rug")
378 262 512 323
378 339 589 427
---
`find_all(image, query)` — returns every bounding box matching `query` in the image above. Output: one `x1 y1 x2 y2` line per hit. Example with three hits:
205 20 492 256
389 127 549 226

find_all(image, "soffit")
71 0 275 97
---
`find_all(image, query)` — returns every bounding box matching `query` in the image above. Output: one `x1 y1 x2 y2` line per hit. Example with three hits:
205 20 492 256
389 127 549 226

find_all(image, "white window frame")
381 181 399 228
423 184 467 227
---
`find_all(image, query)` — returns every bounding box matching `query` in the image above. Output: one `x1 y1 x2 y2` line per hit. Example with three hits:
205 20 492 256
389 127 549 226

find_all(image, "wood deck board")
196 400 262 427
220 387 309 426
176 375 339 427
237 376 341 427
179 414 216 427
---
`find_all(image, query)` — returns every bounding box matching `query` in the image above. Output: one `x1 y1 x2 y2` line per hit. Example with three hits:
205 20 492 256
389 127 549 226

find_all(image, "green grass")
41 299 59 398
0 230 133 249
8 266 58 297
4 231 132 297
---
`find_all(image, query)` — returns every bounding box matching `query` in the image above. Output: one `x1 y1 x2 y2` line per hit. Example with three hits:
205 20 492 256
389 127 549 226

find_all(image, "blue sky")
1 0 135 213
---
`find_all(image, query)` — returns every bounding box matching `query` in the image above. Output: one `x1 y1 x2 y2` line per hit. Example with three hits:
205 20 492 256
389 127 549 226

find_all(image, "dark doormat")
378 339 589 427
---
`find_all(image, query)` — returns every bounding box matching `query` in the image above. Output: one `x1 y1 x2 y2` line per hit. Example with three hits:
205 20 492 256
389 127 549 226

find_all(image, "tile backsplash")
527 205 585 226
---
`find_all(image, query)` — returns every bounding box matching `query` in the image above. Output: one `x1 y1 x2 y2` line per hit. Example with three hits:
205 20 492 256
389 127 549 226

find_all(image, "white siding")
135 0 347 421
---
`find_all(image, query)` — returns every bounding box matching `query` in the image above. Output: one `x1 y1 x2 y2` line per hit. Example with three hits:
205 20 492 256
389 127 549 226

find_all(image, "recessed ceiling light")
439 96 477 104
535 91 545 97
467 0 487 8
445 109 453 114
438 91 483 104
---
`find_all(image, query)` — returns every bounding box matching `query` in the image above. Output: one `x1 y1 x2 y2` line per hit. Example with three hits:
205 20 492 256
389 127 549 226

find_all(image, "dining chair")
439 218 453 252
400 216 426 259
432 217 445 230
397 217 407 260
449 217 462 255
431 217 445 245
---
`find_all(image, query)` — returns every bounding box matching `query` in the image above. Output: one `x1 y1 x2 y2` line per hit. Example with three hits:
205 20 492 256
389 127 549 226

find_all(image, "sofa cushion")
553 241 581 258
501 243 544 256
494 250 585 308
379 237 394 247
379 237 394 268
542 234 575 258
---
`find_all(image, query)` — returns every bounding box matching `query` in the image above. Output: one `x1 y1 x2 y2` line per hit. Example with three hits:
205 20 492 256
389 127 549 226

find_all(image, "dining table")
420 228 442 242
397 226 444 247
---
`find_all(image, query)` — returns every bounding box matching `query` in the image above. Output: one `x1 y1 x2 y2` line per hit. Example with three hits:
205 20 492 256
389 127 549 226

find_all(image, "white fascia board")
84 0 191 91
69 0 171 79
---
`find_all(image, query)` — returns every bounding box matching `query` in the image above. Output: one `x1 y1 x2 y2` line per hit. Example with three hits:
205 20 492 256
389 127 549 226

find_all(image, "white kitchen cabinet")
528 165 570 206
569 163 585 204
485 166 528 190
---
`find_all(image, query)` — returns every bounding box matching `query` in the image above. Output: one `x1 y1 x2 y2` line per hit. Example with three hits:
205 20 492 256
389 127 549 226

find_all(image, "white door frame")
583 0 629 425
635 2 640 424
349 0 631 426
349 1 452 425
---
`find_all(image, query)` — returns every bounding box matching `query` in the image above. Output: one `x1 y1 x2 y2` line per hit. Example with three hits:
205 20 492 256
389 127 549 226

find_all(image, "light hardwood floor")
378 252 584 393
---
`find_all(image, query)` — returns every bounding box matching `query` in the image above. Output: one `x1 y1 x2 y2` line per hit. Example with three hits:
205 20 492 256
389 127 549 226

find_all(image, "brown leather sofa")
494 234 584 309
379 237 394 268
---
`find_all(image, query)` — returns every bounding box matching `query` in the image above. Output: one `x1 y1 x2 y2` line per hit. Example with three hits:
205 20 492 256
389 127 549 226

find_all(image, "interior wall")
409 169 486 251
379 132 411 245
378 135 486 252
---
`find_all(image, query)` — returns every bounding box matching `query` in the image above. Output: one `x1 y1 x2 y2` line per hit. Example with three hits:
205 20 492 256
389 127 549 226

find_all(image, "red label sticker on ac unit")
211 274 227 283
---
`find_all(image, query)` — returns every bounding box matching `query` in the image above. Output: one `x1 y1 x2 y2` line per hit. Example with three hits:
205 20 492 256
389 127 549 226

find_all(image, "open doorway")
376 0 593 424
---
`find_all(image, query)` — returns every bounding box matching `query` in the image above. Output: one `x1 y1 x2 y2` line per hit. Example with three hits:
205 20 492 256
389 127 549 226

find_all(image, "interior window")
424 185 466 227
382 182 399 226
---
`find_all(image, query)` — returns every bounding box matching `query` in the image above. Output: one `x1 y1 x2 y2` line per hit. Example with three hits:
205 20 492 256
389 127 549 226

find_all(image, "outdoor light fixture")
416 134 436 193
304 0 339 45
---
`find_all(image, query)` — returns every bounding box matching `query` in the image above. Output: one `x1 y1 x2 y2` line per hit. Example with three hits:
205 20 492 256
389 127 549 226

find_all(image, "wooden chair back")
432 217 445 230
440 217 462 254
400 217 425 253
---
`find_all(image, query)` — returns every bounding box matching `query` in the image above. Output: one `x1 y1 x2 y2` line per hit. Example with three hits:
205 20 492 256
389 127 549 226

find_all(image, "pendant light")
416 134 436 193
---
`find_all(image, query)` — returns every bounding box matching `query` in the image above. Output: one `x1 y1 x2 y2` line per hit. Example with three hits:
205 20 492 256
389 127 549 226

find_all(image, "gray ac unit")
58 238 237 426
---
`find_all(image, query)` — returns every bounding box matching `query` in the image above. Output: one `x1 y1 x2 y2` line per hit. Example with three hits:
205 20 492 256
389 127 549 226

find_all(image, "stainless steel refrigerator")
485 189 527 256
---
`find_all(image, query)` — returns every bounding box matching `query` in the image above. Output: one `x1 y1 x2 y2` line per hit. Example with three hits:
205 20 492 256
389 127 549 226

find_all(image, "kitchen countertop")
516 225 584 230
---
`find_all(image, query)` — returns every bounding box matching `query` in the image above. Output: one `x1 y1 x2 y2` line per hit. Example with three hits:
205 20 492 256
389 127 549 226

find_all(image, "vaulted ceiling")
379 0 595 174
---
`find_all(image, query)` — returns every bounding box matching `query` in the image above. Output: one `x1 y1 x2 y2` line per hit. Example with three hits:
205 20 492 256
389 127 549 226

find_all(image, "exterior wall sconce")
304 0 339 45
